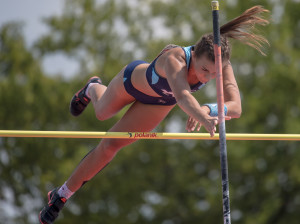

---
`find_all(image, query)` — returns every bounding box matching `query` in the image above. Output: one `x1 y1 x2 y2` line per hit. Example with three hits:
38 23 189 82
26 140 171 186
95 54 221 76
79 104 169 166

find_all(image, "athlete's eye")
202 67 209 72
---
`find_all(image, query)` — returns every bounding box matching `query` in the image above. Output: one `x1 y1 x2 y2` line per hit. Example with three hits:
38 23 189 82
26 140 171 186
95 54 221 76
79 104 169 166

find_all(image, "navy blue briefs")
123 60 177 106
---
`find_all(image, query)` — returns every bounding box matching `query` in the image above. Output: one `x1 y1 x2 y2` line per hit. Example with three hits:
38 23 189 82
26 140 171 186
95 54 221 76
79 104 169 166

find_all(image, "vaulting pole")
211 1 231 223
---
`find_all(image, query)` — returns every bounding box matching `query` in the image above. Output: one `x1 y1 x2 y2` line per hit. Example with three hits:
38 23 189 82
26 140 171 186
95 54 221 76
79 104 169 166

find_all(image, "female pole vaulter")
39 6 269 224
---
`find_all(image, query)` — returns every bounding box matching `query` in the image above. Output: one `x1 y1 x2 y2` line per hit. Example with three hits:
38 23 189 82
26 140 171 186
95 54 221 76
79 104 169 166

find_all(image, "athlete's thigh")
96 67 135 118
102 101 175 149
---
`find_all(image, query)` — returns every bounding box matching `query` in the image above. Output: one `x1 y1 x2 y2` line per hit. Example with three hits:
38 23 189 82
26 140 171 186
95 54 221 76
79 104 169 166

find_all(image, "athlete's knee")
95 110 112 121
95 112 107 121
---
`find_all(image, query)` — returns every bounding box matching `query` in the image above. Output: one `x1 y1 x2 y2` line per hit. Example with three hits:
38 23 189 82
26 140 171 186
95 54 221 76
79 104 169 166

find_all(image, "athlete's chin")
199 77 211 83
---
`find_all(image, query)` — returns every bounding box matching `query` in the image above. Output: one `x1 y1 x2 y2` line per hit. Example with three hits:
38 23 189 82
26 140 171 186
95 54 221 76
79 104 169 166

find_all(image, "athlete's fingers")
225 116 231 120
197 123 201 132
186 117 196 132
210 116 231 121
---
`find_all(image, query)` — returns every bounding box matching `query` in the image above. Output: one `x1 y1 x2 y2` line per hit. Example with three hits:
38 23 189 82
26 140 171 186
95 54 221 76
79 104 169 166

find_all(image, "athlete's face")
191 54 217 83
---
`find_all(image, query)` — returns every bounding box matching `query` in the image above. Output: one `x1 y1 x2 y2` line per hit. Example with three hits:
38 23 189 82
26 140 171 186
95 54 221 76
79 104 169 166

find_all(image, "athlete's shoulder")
156 44 187 68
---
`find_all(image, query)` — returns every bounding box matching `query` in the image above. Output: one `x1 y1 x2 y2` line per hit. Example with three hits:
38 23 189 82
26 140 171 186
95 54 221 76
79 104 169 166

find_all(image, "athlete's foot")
69 76 102 116
39 188 66 224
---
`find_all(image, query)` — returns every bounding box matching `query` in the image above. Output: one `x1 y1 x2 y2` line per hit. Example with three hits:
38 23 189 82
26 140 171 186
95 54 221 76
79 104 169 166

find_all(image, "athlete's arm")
223 62 242 118
161 50 218 136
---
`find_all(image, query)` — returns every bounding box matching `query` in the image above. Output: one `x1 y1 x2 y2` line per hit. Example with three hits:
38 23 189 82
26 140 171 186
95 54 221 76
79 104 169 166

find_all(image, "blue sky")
0 0 78 78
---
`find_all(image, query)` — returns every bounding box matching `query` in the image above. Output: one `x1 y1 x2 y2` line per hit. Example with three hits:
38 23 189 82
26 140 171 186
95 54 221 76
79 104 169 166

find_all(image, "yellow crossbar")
0 130 300 141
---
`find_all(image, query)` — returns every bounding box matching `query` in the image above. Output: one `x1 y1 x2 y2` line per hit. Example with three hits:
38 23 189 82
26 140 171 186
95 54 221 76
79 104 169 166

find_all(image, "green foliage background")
1 0 300 223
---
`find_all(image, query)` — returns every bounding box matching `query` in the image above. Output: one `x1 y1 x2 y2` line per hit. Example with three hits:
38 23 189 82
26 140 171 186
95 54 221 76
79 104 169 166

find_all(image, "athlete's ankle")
58 182 74 200
85 83 100 98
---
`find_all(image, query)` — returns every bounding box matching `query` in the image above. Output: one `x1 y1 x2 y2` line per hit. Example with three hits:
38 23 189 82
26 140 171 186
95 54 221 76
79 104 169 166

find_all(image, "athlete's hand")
202 116 219 137
202 115 231 137
186 114 231 136
186 116 202 132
